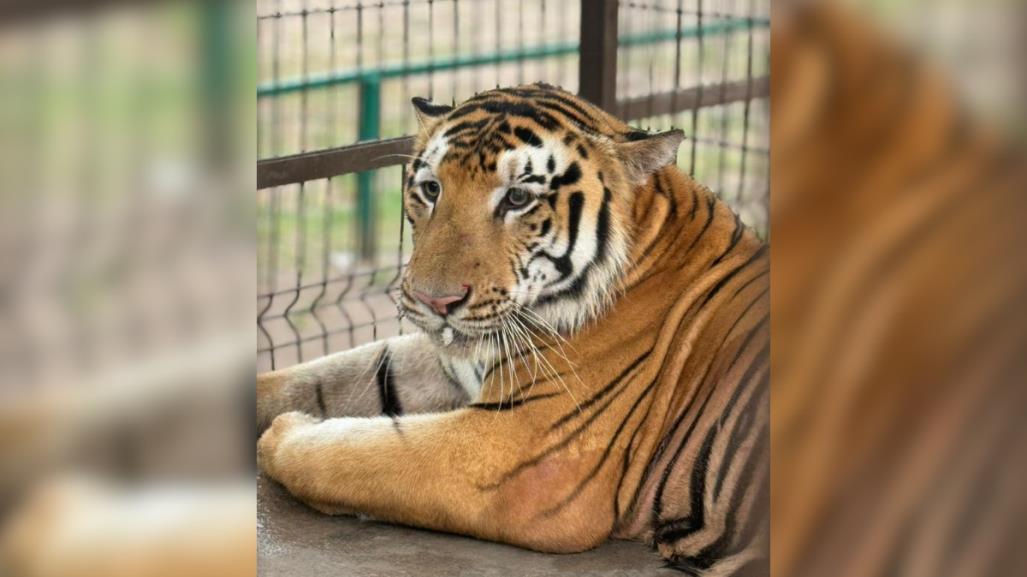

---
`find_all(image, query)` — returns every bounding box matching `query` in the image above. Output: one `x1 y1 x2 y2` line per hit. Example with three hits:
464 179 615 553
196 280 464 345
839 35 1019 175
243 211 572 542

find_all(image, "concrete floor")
258 475 677 577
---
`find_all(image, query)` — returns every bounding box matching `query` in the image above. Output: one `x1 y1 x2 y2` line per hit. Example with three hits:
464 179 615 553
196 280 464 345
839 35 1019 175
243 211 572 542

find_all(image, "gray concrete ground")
258 474 678 577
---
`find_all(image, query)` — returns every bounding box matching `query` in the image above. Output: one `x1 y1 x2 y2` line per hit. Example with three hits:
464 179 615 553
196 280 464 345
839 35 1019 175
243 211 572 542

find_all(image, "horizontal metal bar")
257 76 770 189
258 136 414 189
257 18 770 98
616 76 769 120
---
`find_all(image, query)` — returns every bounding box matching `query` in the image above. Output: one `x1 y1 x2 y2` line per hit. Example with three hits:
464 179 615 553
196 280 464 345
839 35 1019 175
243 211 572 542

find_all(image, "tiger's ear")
615 129 685 185
411 97 454 129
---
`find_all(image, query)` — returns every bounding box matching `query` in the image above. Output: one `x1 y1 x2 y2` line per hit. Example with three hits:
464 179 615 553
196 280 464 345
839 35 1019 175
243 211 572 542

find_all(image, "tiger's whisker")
506 317 535 401
508 315 542 398
511 310 580 412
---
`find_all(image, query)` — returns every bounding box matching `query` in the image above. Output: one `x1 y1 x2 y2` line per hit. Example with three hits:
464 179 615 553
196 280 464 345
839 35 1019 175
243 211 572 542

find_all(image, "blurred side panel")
0 1 255 576
772 2 1026 577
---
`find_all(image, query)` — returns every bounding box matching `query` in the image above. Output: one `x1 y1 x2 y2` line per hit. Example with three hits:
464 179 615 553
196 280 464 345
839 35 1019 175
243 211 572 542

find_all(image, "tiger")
256 83 769 575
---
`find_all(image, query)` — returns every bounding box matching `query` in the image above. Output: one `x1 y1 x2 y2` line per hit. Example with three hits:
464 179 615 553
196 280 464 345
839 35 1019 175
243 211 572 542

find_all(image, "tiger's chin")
403 301 555 361
419 322 515 362
404 315 482 356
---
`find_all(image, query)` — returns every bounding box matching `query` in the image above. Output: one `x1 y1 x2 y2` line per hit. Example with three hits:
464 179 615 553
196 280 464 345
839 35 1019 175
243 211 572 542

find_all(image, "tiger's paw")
257 411 319 480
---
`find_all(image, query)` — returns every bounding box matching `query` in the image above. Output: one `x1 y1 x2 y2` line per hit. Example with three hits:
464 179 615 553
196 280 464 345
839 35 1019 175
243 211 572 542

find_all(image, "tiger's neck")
623 166 724 287
608 165 768 537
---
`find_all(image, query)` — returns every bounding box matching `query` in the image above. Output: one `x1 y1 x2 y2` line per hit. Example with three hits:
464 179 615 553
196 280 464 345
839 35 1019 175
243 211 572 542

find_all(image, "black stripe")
494 88 597 129
682 194 717 257
672 427 769 569
629 191 717 290
616 373 662 519
443 118 488 139
620 298 763 522
469 391 562 411
314 379 327 418
376 347 403 417
449 100 560 130
713 372 768 501
511 89 598 126
534 183 612 304
543 369 660 516
730 268 768 300
549 351 649 431
481 347 657 490
725 463 770 562
654 171 678 216
700 244 769 308
541 191 585 280
550 161 582 190
688 184 701 221
527 98 594 129
539 218 552 237
710 213 746 267
635 205 675 267
652 344 767 538
654 415 720 543
594 187 612 264
407 192 427 208
514 126 543 147
650 319 768 523
437 357 466 397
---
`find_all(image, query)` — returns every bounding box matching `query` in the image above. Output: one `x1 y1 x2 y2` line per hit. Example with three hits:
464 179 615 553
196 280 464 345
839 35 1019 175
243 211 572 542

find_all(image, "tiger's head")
400 84 683 353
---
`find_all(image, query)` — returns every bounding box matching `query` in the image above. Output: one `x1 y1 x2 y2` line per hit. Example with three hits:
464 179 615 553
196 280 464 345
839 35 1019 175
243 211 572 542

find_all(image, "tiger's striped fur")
257 83 768 575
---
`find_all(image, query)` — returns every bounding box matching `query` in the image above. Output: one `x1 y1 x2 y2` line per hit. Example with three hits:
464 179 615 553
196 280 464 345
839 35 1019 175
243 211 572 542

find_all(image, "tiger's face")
399 85 682 353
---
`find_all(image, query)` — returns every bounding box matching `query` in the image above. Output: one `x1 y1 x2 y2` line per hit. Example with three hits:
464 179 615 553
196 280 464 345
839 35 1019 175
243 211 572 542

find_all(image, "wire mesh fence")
257 0 582 157
256 0 770 371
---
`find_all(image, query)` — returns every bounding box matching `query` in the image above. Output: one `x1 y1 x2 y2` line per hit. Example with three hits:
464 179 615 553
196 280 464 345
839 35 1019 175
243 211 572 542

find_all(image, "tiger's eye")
422 180 441 201
506 187 531 208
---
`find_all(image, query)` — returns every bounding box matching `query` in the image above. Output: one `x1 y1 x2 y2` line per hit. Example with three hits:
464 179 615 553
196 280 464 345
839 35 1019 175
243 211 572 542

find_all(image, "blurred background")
0 1 256 576
772 1 1026 577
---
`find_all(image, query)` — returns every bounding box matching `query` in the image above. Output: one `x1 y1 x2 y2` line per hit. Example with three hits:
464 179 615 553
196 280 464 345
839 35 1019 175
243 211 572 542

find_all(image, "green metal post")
357 76 381 262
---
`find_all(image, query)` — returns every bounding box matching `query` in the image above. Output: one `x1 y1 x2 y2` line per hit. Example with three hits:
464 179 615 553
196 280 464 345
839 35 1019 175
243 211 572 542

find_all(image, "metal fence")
256 0 770 371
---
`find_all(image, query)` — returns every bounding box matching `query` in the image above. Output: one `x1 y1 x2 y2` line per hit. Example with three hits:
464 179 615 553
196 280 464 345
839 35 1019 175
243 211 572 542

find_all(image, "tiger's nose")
413 284 471 316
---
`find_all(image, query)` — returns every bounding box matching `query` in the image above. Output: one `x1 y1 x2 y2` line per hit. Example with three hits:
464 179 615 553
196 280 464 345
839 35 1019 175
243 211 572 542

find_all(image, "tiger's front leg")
257 333 475 432
257 406 617 553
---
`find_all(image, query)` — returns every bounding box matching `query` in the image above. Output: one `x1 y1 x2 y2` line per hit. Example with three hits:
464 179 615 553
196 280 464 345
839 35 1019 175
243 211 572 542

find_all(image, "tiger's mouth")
400 300 524 354
419 318 501 349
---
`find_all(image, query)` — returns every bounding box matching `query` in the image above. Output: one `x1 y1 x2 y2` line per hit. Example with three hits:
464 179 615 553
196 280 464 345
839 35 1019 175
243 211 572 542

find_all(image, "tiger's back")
536 161 770 574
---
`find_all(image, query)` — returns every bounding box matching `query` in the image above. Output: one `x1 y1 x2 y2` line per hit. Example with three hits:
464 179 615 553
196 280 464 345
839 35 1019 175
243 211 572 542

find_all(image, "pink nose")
413 285 470 316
